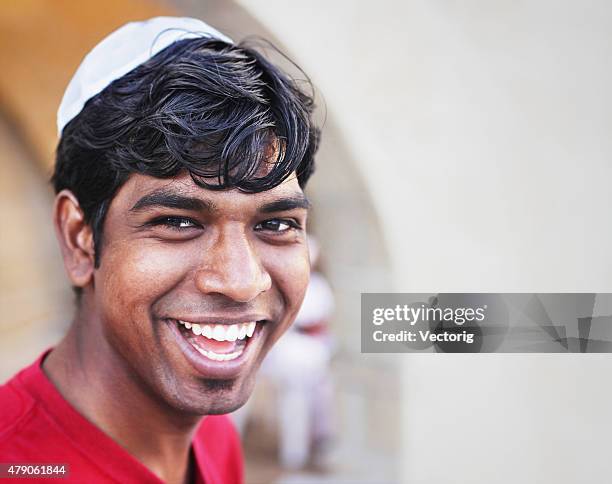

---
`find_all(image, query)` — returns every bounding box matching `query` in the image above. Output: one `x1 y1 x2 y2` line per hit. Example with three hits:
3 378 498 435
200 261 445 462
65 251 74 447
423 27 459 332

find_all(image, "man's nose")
194 228 272 303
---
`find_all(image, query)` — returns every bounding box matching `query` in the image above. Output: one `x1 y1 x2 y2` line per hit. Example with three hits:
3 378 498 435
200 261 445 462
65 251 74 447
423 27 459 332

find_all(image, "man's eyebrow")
258 195 311 213
129 189 217 213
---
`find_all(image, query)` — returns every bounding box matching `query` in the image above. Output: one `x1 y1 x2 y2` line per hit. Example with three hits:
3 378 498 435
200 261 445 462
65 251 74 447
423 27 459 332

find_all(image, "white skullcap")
57 16 233 136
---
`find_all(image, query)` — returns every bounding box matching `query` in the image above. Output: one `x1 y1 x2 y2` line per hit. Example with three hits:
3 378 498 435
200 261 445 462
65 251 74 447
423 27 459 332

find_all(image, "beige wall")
0 114 72 381
235 1 612 483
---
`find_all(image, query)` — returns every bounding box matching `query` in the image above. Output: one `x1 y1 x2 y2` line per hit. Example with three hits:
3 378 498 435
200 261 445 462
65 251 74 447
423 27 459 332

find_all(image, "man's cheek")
267 250 310 320
98 245 187 317
279 252 310 300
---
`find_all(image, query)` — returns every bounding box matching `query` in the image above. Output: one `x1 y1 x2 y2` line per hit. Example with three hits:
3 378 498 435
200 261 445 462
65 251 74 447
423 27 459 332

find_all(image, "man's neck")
43 312 201 484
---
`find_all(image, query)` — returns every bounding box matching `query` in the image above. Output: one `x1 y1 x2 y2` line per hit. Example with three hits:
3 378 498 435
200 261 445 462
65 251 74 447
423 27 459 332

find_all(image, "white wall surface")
235 1 612 483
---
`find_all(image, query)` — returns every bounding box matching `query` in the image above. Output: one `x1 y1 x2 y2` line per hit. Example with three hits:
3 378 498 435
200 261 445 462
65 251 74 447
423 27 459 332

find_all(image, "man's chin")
199 379 249 414
169 376 256 416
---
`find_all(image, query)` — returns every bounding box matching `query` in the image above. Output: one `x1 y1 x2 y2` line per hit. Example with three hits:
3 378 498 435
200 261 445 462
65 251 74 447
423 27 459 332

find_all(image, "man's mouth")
176 320 257 362
166 317 267 379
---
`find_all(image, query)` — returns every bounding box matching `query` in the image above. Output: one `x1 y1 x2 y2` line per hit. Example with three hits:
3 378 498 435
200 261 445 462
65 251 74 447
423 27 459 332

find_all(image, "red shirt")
0 351 243 483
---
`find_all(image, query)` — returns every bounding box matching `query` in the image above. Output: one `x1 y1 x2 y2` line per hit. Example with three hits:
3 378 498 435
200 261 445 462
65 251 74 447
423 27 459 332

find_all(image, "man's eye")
255 219 298 233
151 216 198 230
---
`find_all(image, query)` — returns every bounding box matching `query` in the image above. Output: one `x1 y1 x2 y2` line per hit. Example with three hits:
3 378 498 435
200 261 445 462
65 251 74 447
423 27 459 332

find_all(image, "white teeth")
212 325 225 341
195 345 244 361
178 320 259 341
226 325 239 342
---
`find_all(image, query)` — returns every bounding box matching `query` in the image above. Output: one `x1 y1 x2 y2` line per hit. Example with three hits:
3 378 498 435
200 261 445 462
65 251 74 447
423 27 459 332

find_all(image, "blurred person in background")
0 16 319 484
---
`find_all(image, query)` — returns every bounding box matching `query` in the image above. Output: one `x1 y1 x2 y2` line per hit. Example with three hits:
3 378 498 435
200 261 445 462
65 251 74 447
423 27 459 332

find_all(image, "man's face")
91 171 310 414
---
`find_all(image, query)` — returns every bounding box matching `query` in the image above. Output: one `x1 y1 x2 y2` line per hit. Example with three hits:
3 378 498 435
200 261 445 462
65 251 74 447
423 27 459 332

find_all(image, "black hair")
52 37 319 271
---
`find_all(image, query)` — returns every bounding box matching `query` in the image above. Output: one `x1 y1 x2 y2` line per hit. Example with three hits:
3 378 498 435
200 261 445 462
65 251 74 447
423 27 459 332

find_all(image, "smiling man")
0 17 318 484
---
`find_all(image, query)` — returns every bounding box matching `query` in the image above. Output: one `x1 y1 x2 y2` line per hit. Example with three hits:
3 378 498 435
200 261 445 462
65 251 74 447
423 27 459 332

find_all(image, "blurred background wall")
2 1 612 483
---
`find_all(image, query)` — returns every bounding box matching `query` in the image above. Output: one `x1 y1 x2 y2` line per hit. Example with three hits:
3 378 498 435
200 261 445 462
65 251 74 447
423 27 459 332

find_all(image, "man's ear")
53 189 95 288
